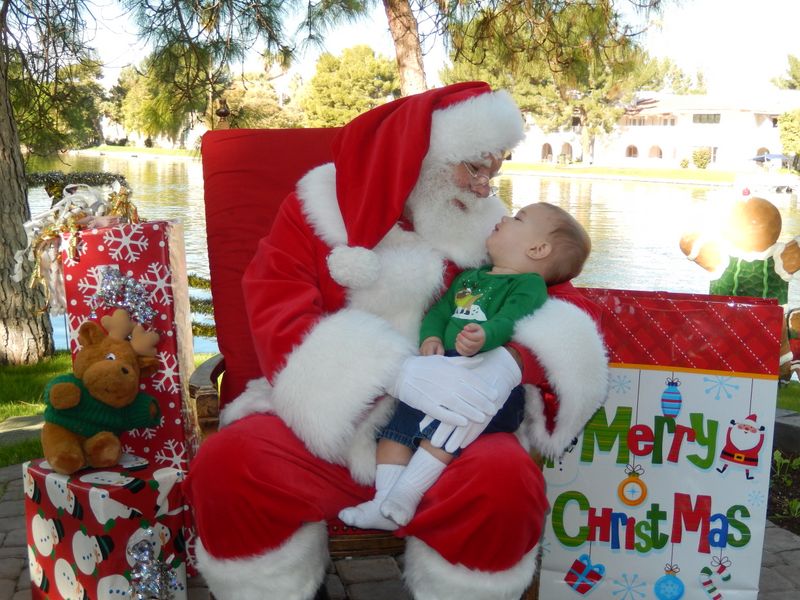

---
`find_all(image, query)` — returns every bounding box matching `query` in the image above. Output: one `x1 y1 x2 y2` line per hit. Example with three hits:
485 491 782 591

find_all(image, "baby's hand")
455 323 485 356
420 337 445 356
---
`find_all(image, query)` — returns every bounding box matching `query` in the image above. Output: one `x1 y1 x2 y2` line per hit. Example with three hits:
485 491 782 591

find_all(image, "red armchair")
191 127 406 558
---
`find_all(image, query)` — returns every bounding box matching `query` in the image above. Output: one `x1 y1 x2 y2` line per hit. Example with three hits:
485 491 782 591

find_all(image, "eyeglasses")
461 161 493 184
461 160 491 183
461 161 500 196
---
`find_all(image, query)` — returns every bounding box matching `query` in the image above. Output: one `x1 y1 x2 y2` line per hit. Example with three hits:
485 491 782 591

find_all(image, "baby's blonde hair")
538 202 591 284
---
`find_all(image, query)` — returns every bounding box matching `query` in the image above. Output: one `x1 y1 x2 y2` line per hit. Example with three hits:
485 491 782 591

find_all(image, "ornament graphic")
661 377 682 418
699 555 732 599
654 563 684 600
617 464 647 506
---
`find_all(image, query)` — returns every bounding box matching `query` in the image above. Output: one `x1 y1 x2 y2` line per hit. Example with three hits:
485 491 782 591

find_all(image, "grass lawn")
779 381 800 412
0 351 71 421
502 161 738 184
1 351 798 469
0 351 215 468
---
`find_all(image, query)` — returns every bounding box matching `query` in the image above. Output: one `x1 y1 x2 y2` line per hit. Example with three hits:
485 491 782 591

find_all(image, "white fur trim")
513 299 609 459
403 537 538 600
218 377 274 427
327 245 382 288
195 521 327 600
296 164 346 248
270 308 415 480
428 90 524 164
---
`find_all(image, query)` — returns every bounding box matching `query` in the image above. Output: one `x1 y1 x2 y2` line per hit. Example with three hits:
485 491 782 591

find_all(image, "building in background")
516 90 800 170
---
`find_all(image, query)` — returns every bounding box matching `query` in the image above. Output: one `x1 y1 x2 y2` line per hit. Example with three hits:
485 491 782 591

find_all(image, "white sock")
381 448 446 526
338 464 405 530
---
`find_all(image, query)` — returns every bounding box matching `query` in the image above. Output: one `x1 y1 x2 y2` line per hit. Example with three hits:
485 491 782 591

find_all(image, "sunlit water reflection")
28 154 800 353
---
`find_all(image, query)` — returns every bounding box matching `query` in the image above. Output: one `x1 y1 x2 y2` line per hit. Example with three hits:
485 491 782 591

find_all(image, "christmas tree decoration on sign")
654 563 684 600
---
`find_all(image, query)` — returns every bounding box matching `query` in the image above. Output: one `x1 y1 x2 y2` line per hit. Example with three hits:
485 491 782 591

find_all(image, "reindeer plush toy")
41 309 162 475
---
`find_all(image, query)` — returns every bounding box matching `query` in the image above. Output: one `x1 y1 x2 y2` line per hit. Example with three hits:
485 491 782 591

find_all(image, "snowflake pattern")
703 375 739 401
747 489 766 507
76 265 110 305
126 413 164 441
183 526 199 571
609 373 632 395
60 236 87 267
103 223 149 262
154 439 187 470
153 351 181 394
539 538 551 557
66 313 87 352
610 572 647 599
140 262 173 305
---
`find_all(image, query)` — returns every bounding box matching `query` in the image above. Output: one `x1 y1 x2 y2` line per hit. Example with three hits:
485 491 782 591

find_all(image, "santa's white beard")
729 428 761 452
406 162 507 268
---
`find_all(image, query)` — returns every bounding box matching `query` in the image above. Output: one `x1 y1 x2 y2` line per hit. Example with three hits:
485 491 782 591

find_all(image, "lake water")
27 153 800 353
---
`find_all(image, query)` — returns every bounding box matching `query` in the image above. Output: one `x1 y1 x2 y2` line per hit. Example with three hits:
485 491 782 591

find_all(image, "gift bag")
59 220 202 575
538 289 782 600
60 220 200 469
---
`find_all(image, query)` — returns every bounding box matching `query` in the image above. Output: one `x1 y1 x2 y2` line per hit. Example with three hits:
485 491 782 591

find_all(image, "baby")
340 202 591 530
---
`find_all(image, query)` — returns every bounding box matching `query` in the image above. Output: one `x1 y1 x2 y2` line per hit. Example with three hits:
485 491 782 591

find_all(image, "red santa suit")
185 82 609 600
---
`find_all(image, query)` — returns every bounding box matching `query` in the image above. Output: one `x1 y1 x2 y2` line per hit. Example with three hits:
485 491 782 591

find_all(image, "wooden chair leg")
521 578 539 600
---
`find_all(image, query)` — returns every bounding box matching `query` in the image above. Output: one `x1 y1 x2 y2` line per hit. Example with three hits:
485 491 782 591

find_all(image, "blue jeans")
380 384 526 451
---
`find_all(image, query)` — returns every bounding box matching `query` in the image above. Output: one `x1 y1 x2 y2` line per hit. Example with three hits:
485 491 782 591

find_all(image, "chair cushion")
201 128 340 406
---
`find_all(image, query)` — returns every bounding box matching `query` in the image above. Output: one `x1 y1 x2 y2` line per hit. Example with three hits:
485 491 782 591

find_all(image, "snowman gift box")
24 455 189 600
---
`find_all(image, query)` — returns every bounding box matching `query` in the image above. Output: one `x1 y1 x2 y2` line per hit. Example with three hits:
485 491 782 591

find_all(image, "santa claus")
185 82 609 600
717 414 766 480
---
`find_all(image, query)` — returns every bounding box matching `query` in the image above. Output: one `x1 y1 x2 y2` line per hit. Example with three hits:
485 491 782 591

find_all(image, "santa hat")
331 81 524 251
327 82 524 288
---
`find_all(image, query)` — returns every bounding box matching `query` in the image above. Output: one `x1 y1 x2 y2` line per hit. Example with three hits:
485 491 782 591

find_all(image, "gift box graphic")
60 221 200 470
24 456 188 599
565 553 605 594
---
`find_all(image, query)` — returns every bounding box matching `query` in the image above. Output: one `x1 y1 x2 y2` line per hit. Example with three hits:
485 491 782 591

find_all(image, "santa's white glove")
390 355 499 427
429 347 523 453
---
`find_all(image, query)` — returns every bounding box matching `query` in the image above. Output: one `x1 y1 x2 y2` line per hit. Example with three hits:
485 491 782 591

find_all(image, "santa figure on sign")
717 414 766 480
185 82 608 600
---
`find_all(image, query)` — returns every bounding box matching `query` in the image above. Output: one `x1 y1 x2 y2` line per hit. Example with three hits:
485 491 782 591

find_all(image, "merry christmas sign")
538 289 782 600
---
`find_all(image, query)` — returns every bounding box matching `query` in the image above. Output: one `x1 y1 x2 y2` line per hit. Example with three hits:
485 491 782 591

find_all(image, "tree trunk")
382 0 427 96
0 50 55 364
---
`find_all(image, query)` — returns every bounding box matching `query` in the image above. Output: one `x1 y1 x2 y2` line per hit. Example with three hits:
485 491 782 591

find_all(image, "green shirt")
710 256 788 304
44 373 161 438
419 265 547 351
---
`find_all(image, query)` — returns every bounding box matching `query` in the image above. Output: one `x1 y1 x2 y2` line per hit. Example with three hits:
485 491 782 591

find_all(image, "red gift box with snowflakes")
24 455 192 599
60 221 200 469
